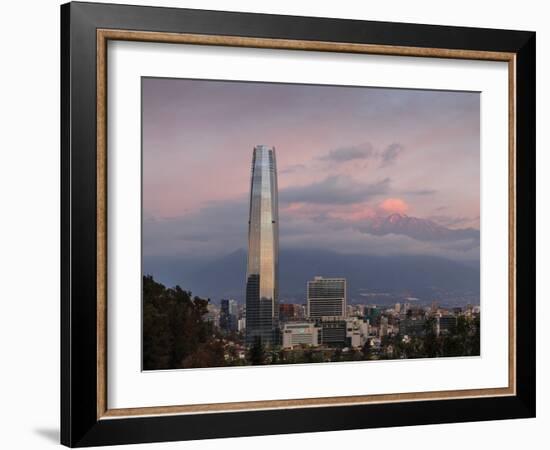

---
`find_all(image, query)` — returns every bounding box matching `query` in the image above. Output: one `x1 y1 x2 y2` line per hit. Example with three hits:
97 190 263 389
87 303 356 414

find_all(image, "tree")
142 275 224 370
439 316 479 357
471 316 480 356
181 340 226 368
362 339 373 360
423 316 440 358
248 336 266 365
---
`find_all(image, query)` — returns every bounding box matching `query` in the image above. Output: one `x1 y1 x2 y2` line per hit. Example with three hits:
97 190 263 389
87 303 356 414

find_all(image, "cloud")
379 143 404 167
404 189 437 196
144 192 480 273
378 198 409 215
279 164 306 174
175 233 211 242
143 198 249 259
280 176 390 205
313 142 406 170
428 215 480 229
318 143 374 162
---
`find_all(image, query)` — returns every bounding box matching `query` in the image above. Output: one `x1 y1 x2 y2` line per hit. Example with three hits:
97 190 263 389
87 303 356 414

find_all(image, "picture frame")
61 1 535 447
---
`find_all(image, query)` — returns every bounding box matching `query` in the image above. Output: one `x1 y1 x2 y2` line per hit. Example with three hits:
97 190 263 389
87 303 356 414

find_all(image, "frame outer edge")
62 2 536 445
515 32 536 415
63 2 104 447
60 2 72 446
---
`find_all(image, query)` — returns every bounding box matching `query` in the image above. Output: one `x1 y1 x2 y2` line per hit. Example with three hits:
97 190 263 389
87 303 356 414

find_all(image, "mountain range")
146 247 479 305
143 213 480 304
358 213 479 242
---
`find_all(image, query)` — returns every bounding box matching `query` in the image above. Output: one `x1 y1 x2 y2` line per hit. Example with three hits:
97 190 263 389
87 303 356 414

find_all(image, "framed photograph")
61 1 535 447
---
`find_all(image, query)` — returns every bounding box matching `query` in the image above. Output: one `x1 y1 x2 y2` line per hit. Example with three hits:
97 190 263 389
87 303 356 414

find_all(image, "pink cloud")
283 199 413 224
328 205 377 222
378 198 409 215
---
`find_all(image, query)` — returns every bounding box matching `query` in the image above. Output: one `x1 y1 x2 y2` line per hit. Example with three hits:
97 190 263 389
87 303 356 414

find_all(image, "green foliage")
248 336 266 365
440 315 480 357
142 275 225 370
382 315 481 360
423 316 439 358
361 339 373 360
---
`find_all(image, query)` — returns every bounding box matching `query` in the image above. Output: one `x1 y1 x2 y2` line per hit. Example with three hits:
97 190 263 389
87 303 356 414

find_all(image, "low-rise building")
282 322 320 349
346 317 370 348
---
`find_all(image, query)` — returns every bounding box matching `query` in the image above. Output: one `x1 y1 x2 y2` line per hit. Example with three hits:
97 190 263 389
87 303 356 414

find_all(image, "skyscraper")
219 298 238 333
307 276 347 319
245 145 279 346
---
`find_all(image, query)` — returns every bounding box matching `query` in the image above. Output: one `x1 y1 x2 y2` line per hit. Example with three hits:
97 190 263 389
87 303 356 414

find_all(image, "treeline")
379 316 480 360
142 275 226 370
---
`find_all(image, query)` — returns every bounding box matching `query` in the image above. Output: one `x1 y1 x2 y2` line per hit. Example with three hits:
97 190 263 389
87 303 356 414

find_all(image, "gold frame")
96 29 516 420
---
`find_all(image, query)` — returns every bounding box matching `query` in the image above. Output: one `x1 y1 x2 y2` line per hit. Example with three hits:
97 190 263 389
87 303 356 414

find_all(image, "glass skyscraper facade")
245 145 279 346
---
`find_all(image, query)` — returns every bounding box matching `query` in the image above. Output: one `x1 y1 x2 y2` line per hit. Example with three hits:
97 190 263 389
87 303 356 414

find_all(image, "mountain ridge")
358 213 479 242
144 247 479 304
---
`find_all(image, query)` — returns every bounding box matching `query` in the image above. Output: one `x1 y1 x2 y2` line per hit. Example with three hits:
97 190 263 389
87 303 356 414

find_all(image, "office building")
319 317 347 347
279 303 296 322
399 317 426 336
307 276 347 319
219 298 238 333
364 306 381 324
245 145 279 346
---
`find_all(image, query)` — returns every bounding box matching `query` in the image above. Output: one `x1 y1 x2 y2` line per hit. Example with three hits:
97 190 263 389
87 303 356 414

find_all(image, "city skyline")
143 78 480 289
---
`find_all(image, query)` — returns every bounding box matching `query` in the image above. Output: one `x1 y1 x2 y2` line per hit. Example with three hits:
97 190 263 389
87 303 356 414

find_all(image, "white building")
345 317 370 348
237 317 246 333
282 322 320 349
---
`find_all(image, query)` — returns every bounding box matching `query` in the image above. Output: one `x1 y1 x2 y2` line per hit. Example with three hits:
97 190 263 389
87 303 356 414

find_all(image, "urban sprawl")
206 277 480 365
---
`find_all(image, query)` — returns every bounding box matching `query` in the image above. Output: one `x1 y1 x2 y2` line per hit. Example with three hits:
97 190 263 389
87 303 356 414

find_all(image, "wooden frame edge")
508 55 517 396
97 28 515 61
100 387 515 419
95 28 517 420
97 29 108 419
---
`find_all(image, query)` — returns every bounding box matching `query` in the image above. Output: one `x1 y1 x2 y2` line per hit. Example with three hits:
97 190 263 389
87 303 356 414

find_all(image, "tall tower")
245 145 279 346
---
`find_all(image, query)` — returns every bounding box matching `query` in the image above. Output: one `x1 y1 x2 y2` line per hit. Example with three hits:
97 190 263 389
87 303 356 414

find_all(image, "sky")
142 77 480 268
